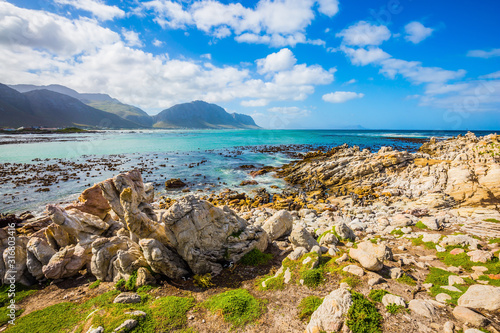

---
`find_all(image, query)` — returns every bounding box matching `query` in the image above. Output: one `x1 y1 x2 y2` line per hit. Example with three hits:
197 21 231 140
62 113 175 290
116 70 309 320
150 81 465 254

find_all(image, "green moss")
257 273 285 291
298 296 323 321
149 296 195 332
425 267 453 286
386 304 406 314
239 249 273 266
203 289 266 328
0 284 38 307
346 291 382 333
411 235 437 250
301 269 325 288
390 229 404 237
89 280 101 289
477 275 500 287
5 303 80 333
368 289 389 303
125 271 138 291
483 218 500 223
341 275 361 289
193 273 214 289
136 285 154 293
488 238 500 244
115 279 126 291
397 274 417 286
437 250 499 274
415 221 428 229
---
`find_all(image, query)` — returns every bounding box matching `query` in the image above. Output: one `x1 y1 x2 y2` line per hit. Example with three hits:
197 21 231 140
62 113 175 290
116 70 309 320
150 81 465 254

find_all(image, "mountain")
153 101 260 129
0 84 139 129
9 84 152 127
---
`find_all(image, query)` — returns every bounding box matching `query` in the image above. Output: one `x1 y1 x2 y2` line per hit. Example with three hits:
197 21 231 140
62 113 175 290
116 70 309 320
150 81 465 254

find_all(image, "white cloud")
241 99 269 107
340 46 390 66
336 21 391 46
54 0 125 21
467 48 500 59
268 106 310 118
256 48 296 74
479 70 500 79
200 53 211 60
344 79 357 85
122 29 143 47
0 3 334 112
0 2 120 56
152 39 164 47
141 0 339 47
322 91 364 103
379 58 466 84
404 21 433 44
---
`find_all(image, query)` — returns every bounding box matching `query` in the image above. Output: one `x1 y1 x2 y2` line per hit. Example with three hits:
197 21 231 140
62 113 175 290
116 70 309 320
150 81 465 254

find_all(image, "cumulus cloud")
122 29 143 47
152 38 164 47
479 70 500 79
54 0 125 21
336 21 391 46
140 0 339 47
467 48 500 59
0 3 333 111
322 91 364 103
256 48 296 74
404 21 433 44
340 46 390 66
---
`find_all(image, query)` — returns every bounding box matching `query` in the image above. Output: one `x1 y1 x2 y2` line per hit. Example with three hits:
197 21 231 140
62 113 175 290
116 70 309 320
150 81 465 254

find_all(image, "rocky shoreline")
0 132 499 333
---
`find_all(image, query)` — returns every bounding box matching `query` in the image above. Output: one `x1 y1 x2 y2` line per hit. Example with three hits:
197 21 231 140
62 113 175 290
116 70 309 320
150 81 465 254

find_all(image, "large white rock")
261 210 293 241
306 286 353 333
457 285 500 311
382 294 406 308
289 227 318 251
452 306 489 327
408 299 437 319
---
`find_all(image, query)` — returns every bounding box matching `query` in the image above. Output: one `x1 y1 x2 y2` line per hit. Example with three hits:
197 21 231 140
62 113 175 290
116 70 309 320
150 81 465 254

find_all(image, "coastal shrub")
301 269 324 288
397 273 417 286
346 291 382 333
149 296 195 332
341 275 361 289
437 249 500 274
411 235 437 250
298 296 323 321
89 280 101 289
257 273 285 291
368 289 389 302
203 289 266 328
193 273 214 289
115 279 126 291
239 249 273 266
415 221 428 229
390 229 404 237
386 304 406 315
125 271 138 291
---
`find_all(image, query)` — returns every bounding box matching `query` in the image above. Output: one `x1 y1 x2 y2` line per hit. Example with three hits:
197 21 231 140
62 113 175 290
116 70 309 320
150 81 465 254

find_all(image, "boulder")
26 237 56 280
408 299 437 319
306 285 353 333
42 244 91 279
289 227 318 251
65 184 111 220
391 214 412 227
165 178 187 189
357 241 393 261
452 306 489 327
419 217 442 230
349 244 384 272
382 294 406 308
135 267 156 287
335 222 355 241
261 210 293 241
47 205 110 245
466 250 494 263
457 285 500 311
113 292 141 304
160 196 268 275
113 319 138 333
440 235 479 250
342 265 364 277
139 238 189 279
2 236 30 285
287 247 308 260
91 236 147 282
319 232 338 247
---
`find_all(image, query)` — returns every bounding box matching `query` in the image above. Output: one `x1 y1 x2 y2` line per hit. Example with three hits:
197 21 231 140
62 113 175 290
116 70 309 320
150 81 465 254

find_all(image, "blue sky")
1 0 499 129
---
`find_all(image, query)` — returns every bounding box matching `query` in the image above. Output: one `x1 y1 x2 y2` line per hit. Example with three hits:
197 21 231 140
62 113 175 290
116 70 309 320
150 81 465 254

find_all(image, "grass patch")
425 267 454 286
298 296 323 321
477 275 500 287
149 296 195 332
193 273 214 289
483 218 500 223
411 235 437 250
390 229 404 237
368 289 389 303
301 269 325 288
415 221 428 229
341 275 361 289
437 249 500 273
346 291 382 333
397 274 417 286
239 249 273 266
488 238 500 244
5 303 80 333
0 284 38 326
257 273 285 291
136 285 154 293
203 289 266 328
386 304 406 314
89 280 101 289
125 271 137 291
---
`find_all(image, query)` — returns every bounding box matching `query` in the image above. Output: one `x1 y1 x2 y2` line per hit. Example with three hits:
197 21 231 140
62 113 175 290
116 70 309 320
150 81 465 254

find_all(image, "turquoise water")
0 129 497 213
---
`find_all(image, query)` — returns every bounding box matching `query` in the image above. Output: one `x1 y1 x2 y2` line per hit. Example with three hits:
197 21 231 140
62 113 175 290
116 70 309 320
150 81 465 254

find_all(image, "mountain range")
1 83 259 129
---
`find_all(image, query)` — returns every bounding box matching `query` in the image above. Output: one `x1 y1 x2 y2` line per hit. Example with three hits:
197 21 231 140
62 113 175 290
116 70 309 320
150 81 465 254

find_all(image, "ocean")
0 129 497 214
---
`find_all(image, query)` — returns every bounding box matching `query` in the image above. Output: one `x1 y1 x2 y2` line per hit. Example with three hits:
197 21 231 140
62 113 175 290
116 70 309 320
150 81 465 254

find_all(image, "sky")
1 0 499 130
